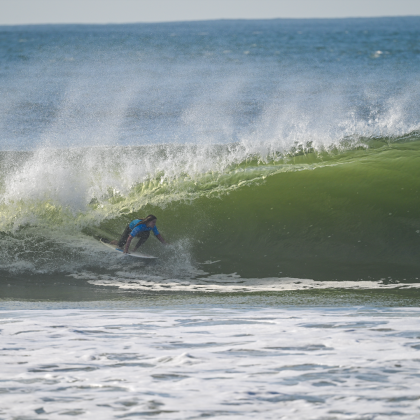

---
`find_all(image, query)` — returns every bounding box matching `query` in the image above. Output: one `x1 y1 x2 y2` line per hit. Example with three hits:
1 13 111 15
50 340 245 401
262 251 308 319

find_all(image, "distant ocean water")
1 17 420 418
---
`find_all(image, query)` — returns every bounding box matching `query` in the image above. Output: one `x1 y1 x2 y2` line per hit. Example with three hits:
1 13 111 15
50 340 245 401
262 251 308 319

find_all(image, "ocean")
1 17 420 418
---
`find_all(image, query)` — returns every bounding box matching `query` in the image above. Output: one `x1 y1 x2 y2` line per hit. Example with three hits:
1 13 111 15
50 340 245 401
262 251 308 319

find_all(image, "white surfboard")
99 239 158 259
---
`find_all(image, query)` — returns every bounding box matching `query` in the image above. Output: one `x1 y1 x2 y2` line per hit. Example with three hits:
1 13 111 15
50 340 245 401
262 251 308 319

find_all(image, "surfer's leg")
134 231 150 251
117 225 132 248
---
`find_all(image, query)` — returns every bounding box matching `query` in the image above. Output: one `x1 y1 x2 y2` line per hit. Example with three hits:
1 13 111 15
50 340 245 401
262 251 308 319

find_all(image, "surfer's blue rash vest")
117 219 159 249
129 219 159 237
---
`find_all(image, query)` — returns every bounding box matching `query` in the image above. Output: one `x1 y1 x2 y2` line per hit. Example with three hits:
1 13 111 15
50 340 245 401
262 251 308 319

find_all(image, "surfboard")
99 239 158 259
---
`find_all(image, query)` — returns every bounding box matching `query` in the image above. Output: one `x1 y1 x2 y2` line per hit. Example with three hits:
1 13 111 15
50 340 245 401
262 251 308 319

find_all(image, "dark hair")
141 214 157 225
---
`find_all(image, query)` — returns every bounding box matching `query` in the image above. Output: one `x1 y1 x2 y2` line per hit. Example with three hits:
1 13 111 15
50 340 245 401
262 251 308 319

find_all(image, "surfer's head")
142 214 157 227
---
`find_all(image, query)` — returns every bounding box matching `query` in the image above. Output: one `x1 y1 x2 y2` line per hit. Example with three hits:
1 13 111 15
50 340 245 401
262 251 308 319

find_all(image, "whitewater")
1 17 420 418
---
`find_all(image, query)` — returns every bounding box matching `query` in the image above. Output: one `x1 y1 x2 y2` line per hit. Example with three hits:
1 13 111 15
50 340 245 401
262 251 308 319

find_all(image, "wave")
0 133 420 282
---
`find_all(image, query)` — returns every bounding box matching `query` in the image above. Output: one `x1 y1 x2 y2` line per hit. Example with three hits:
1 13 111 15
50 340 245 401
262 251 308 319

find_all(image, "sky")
1 0 420 25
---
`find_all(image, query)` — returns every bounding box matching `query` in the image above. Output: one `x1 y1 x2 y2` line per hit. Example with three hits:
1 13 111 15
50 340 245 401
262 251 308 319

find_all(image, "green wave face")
1 137 420 281
106 139 419 281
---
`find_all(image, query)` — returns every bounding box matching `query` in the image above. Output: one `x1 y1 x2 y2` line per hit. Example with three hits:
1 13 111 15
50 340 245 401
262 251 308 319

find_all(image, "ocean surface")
1 17 420 418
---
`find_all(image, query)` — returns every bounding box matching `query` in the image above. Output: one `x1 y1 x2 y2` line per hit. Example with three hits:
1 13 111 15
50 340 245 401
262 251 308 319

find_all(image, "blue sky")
1 0 420 25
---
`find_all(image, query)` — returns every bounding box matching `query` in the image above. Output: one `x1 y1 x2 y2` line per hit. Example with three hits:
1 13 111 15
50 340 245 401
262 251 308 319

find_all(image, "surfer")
116 215 167 254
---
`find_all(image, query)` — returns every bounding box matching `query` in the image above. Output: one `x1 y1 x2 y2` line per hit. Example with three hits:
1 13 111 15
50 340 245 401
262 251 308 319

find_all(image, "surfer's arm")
123 235 134 253
156 234 168 245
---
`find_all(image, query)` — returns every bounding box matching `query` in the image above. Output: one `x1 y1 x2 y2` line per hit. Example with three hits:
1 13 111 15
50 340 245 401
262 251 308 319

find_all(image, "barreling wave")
0 132 419 281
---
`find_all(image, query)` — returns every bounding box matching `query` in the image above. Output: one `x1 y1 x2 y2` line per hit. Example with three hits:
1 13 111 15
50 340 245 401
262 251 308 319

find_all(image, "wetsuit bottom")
117 225 132 248
133 231 150 251
118 225 150 250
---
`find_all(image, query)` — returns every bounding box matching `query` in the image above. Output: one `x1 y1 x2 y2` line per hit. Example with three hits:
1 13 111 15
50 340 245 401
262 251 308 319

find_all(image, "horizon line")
1 14 420 28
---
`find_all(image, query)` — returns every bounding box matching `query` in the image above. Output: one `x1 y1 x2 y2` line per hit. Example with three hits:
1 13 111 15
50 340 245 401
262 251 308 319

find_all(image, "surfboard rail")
99 239 158 259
